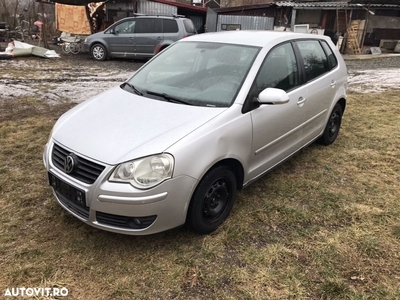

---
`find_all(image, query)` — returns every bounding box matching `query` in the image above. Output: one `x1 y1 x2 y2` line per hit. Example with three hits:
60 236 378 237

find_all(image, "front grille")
52 143 105 184
57 192 90 220
96 212 157 229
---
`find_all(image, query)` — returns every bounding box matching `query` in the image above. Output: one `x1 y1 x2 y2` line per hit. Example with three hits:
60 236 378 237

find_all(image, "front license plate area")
48 172 87 208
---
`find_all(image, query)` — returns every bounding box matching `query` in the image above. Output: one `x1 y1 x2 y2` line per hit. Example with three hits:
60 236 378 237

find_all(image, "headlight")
84 38 87 43
109 154 174 189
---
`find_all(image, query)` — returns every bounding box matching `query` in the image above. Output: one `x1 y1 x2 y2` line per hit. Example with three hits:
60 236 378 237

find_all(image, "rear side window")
296 40 329 81
183 19 196 34
163 19 178 33
321 41 338 70
135 18 162 34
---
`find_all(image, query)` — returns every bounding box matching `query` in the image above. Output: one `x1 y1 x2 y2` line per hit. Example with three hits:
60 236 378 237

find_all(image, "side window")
183 19 196 34
255 43 299 93
163 19 178 33
135 18 162 34
296 40 329 81
321 41 338 70
115 20 135 34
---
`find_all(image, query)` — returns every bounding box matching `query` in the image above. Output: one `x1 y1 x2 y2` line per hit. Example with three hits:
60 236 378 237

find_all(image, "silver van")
83 15 196 61
45 31 347 235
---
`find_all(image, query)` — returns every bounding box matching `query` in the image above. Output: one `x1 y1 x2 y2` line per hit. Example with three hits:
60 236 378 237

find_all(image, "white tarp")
0 40 60 58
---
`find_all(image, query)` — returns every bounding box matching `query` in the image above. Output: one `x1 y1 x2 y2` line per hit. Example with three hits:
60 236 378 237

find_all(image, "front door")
247 42 307 179
107 19 135 56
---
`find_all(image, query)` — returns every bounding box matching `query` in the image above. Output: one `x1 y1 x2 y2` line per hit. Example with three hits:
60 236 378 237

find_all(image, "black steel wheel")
319 103 343 145
91 43 107 61
187 166 236 234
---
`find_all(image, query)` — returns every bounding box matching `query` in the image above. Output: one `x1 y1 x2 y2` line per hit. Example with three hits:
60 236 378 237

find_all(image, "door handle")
157 37 162 40
330 80 336 88
297 97 306 106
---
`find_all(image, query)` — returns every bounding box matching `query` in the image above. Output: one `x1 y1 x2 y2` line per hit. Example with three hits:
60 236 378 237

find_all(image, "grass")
0 90 399 299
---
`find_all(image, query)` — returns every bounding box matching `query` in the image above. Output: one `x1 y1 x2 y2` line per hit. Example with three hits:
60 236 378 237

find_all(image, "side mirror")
257 88 290 105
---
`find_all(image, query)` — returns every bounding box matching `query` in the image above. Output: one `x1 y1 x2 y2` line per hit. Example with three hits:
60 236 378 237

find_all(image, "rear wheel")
91 43 107 61
319 103 343 145
187 166 236 234
62 43 71 54
70 42 80 54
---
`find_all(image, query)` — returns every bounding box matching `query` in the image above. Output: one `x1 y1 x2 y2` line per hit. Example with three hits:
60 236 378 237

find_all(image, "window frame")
292 39 331 83
242 41 302 114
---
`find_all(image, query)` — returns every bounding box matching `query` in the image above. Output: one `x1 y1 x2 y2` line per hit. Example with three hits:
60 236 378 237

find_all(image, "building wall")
216 15 274 31
137 0 177 16
367 15 400 33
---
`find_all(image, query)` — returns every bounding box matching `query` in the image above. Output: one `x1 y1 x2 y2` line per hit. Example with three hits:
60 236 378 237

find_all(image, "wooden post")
39 0 48 48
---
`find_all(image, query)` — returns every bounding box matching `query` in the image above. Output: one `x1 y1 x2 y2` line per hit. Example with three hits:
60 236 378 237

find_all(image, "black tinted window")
297 40 329 81
163 19 178 33
135 18 162 34
321 41 338 70
183 19 196 34
256 43 299 92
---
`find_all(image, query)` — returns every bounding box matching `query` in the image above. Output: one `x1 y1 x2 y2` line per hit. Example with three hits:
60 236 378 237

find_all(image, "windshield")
127 41 260 107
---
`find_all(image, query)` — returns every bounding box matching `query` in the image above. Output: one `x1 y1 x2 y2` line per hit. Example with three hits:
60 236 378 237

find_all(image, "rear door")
294 39 338 142
134 18 163 57
247 42 307 179
162 19 179 46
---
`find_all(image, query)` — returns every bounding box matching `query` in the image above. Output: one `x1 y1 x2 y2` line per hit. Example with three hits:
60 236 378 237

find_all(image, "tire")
70 42 80 54
62 43 71 54
319 103 343 145
91 43 107 61
187 166 237 234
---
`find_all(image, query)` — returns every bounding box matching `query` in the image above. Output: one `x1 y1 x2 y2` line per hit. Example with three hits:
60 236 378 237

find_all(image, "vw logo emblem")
64 155 75 174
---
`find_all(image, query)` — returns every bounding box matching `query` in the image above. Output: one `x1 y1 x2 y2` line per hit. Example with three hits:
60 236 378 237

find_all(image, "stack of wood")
346 20 362 55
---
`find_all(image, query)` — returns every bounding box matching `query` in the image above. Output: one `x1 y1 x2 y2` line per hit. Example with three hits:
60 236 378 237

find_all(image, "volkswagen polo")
43 31 347 235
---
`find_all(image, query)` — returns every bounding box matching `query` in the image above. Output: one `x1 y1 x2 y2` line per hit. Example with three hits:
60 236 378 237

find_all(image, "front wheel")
91 43 107 61
319 103 343 145
187 166 237 234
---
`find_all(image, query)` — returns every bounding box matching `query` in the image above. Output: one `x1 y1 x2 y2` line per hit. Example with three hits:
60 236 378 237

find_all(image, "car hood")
52 87 226 165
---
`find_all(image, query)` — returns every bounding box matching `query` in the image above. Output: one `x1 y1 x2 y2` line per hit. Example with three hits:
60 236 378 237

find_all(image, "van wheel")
319 103 343 145
91 44 107 61
187 166 236 234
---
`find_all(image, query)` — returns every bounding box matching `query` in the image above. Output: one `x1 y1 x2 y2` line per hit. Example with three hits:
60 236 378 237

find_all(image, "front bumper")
43 141 198 235
82 42 90 53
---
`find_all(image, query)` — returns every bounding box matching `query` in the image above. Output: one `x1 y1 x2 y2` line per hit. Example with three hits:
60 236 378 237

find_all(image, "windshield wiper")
146 90 192 105
120 82 143 96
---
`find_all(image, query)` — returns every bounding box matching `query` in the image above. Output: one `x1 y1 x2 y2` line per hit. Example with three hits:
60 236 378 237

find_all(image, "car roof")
125 15 188 20
183 31 331 48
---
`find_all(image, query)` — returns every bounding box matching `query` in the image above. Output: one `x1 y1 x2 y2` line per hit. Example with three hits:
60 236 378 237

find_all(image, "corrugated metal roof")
275 1 348 8
214 3 274 13
275 1 400 8
348 0 400 4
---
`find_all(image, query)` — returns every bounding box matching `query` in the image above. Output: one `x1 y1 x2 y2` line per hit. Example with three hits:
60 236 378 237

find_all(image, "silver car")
43 31 347 235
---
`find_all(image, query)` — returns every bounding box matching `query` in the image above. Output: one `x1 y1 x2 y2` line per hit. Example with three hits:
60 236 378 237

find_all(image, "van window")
163 19 179 33
183 19 196 34
255 43 299 93
296 40 329 81
135 18 162 34
115 20 135 34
